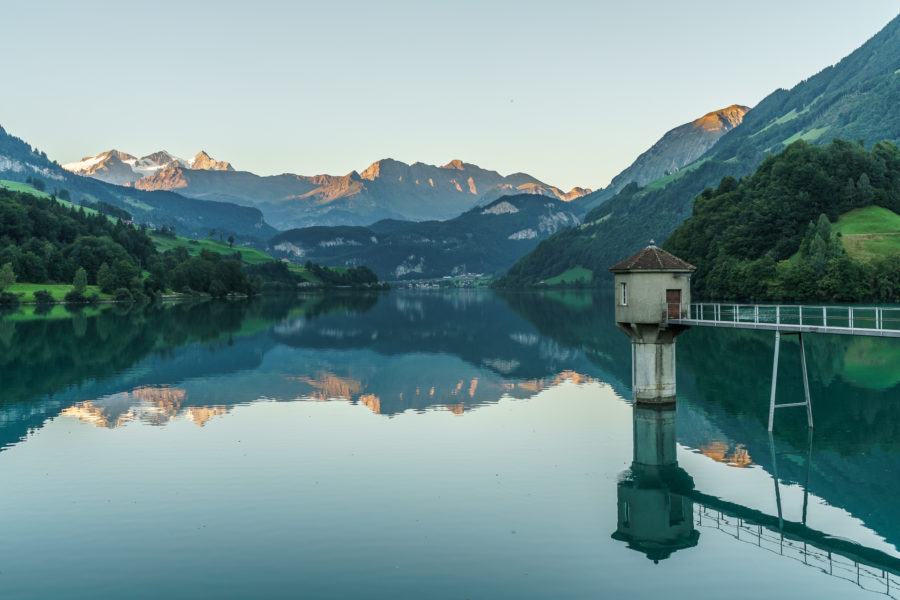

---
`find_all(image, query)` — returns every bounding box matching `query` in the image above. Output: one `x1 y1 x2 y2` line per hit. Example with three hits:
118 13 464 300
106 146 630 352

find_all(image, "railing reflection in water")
696 506 899 598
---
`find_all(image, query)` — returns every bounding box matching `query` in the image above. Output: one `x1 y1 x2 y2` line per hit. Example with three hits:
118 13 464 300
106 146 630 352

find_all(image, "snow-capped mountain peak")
63 149 232 185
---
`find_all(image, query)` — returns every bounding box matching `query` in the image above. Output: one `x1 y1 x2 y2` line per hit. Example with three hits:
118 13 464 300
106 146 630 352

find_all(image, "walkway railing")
667 303 900 337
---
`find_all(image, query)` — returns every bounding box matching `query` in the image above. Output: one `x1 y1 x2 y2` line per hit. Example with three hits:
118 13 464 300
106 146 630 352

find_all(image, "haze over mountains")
64 151 591 230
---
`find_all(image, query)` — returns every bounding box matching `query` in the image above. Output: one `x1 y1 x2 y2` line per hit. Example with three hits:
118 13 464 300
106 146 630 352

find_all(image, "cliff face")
605 105 750 193
191 150 233 171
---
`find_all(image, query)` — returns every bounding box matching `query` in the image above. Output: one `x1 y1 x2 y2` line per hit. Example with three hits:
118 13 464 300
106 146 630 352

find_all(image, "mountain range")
64 151 591 230
11 10 899 285
502 13 900 287
0 126 274 242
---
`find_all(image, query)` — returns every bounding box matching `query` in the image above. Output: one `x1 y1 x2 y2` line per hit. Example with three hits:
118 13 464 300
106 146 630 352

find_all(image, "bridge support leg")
802 428 814 525
768 331 781 432
768 432 784 530
799 333 814 429
768 331 814 432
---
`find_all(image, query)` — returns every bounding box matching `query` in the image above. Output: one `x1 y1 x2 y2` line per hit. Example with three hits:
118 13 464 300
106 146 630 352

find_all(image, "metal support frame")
768 428 815 532
768 331 814 432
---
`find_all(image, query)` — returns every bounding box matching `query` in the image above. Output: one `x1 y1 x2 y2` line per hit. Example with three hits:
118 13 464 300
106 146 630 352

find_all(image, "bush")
0 292 19 306
33 290 54 303
64 290 87 304
113 288 133 302
209 279 228 298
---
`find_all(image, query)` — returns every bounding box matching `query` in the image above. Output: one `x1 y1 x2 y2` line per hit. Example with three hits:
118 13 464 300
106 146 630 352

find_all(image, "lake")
0 291 898 598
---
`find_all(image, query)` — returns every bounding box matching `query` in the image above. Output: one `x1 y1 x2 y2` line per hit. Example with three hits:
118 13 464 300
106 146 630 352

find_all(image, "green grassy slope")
6 283 111 303
0 180 101 216
834 205 900 259
148 233 356 285
149 233 275 264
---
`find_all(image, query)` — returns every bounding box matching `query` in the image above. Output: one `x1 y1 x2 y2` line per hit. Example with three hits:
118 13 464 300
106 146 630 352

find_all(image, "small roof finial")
649 239 656 247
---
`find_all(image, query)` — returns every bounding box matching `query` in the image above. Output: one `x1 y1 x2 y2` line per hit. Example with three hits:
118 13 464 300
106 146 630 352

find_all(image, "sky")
1 1 898 191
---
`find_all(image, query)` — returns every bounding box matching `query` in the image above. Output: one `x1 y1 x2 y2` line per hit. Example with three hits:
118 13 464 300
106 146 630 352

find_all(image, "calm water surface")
0 291 898 598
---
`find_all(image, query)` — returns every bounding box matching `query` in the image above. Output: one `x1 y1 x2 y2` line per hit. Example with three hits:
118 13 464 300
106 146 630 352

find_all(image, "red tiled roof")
608 244 695 272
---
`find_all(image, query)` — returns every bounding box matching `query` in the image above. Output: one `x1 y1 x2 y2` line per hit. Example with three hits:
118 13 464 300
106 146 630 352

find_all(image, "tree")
856 172 874 206
97 262 113 293
228 235 234 248
0 262 15 290
73 267 87 293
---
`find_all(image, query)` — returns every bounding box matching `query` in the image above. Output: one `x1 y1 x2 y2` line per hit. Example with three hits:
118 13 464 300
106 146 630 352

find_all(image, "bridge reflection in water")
613 405 900 596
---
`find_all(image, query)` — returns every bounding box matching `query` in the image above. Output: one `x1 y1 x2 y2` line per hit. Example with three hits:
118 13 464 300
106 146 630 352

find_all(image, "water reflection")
612 405 698 561
0 293 609 449
3 289 900 589
613 401 900 596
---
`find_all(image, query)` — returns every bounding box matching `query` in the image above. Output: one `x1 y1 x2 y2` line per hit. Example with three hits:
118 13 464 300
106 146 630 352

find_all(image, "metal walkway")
665 302 900 431
667 303 900 338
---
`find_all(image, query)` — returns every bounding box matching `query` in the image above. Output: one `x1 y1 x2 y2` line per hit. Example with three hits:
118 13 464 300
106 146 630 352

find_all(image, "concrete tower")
609 242 695 404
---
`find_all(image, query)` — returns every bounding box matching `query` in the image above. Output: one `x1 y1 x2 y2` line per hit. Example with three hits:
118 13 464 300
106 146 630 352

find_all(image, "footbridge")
667 303 900 338
666 303 900 431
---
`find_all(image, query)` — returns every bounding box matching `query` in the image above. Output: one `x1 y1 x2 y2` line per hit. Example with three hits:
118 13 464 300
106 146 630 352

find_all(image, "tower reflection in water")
612 405 698 562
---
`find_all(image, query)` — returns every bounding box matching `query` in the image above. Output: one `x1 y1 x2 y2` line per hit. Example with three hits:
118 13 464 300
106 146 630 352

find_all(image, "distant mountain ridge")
65 151 591 229
268 193 581 280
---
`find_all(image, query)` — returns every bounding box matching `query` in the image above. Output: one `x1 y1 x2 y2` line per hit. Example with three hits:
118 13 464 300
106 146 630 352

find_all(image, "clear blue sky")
2 1 897 190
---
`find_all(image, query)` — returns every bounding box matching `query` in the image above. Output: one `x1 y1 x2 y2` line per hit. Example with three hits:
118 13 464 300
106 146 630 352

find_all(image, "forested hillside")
0 187 259 301
665 140 900 302
500 13 900 288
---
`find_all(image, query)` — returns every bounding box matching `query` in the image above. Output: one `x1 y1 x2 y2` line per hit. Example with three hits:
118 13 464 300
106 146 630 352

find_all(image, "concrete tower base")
617 323 688 405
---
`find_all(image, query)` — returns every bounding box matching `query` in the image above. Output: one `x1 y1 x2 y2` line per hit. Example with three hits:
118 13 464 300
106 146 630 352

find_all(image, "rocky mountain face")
268 194 581 280
605 105 748 192
503 12 900 287
66 151 590 229
575 105 749 211
63 149 234 186
0 126 275 242
190 150 233 171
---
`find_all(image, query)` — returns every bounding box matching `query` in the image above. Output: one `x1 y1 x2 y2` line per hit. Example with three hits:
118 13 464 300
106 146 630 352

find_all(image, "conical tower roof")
609 241 695 272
